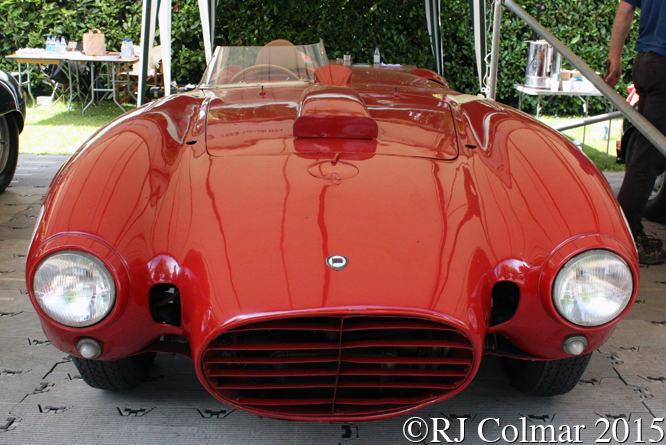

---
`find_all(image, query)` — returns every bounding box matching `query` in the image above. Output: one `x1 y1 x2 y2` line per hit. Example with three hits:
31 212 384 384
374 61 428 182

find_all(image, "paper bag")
83 29 106 55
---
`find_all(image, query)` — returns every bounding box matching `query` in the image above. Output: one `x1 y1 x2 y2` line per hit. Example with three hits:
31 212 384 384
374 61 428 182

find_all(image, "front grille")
202 316 474 419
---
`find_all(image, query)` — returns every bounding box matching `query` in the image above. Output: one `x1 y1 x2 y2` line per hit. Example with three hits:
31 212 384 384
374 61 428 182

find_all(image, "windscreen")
200 40 328 87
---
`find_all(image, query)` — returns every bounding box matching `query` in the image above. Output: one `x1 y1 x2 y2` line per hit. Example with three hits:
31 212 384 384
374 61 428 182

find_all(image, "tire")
622 127 638 166
617 119 635 164
503 353 592 396
0 114 19 194
643 172 666 222
72 352 156 391
624 128 666 222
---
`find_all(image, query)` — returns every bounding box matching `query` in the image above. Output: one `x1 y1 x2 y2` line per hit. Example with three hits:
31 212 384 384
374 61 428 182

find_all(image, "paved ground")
0 156 664 445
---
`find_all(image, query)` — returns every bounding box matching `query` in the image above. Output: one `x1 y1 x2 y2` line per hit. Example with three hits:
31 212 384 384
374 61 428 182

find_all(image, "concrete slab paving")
0 155 664 444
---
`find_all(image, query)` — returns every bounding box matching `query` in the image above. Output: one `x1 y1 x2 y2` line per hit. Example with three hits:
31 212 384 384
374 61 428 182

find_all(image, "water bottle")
127 39 134 58
60 37 67 54
122 40 132 58
549 71 560 92
373 46 381 66
46 36 53 52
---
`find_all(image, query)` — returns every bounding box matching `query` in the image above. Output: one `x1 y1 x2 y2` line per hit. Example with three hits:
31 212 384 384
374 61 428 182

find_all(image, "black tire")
503 353 592 396
0 114 19 194
643 173 666 222
72 352 156 391
617 119 635 164
622 127 638 166
624 128 666 222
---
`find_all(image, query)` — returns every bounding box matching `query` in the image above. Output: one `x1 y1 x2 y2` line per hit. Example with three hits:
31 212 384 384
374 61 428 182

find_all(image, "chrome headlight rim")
552 248 634 328
32 250 117 328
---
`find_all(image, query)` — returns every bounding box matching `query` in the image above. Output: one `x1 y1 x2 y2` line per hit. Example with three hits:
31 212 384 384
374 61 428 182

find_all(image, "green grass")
19 100 626 172
20 99 133 154
540 116 626 172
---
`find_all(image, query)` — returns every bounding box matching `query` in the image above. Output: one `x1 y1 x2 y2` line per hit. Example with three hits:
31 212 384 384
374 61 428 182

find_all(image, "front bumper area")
199 314 476 421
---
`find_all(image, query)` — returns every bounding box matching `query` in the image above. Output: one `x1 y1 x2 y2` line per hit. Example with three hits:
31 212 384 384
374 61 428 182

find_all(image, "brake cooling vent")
202 315 474 419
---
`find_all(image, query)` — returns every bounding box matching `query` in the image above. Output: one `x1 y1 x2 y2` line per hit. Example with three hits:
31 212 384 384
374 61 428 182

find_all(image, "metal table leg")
111 63 125 112
82 62 96 116
83 61 127 116
64 62 74 114
18 63 36 108
604 101 614 168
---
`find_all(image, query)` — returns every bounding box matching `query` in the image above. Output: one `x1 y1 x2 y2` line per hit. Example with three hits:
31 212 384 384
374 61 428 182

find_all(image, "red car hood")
192 152 482 333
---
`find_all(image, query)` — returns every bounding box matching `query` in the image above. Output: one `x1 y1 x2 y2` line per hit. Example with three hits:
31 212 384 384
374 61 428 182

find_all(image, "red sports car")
26 40 638 422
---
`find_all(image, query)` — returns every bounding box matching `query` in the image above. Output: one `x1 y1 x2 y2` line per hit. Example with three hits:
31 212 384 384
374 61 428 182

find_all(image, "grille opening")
202 316 474 417
149 284 181 327
489 281 520 327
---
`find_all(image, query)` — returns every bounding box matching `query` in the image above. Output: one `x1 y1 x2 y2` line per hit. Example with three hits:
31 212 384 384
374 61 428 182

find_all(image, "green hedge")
0 0 637 115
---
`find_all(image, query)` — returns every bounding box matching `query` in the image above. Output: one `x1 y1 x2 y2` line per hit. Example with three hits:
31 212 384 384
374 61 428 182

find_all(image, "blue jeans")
617 51 666 238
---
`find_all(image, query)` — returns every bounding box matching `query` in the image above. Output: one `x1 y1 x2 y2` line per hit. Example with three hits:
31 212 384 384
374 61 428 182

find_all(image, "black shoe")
637 240 666 265
637 229 663 250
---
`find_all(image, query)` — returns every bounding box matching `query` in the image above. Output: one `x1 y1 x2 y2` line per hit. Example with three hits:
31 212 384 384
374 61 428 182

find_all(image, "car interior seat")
254 39 307 79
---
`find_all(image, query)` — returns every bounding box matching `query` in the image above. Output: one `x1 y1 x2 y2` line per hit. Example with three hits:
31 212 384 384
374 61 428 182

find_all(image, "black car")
0 69 26 194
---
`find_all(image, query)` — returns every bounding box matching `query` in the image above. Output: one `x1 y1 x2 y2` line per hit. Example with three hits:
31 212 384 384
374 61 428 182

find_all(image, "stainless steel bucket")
525 40 560 88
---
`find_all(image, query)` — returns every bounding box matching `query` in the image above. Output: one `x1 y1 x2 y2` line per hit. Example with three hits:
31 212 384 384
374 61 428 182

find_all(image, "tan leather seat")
254 40 306 77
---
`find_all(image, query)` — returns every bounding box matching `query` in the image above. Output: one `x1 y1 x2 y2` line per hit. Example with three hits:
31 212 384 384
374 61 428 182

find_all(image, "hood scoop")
293 83 378 140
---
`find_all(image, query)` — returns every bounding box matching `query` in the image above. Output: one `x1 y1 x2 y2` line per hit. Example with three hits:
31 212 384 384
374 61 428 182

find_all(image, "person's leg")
616 52 666 262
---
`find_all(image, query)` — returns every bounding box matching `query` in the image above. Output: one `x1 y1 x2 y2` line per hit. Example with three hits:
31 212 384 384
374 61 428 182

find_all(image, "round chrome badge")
326 255 348 271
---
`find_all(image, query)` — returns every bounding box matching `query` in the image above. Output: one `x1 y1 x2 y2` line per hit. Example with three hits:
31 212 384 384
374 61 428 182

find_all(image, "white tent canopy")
137 0 488 106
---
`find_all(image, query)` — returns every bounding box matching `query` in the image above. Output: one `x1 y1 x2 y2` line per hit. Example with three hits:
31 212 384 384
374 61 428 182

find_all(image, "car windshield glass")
200 40 328 88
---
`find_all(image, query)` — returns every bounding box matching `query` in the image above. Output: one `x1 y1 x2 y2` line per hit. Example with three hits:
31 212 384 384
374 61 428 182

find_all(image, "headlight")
553 250 633 326
33 251 116 327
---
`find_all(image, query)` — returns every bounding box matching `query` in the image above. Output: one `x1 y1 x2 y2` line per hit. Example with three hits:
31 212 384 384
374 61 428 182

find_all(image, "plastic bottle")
373 46 381 66
127 39 134 58
46 36 52 52
122 40 132 58
550 71 560 92
60 37 67 54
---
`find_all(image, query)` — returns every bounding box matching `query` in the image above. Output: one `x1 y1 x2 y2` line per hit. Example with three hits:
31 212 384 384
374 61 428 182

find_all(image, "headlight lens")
33 251 116 327
553 250 633 326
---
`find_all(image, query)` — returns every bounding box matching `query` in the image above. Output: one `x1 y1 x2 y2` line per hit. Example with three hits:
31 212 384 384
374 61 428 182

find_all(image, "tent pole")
138 0 152 107
210 0 216 50
471 0 487 93
488 0 502 100
198 0 212 63
159 0 171 96
425 0 443 75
